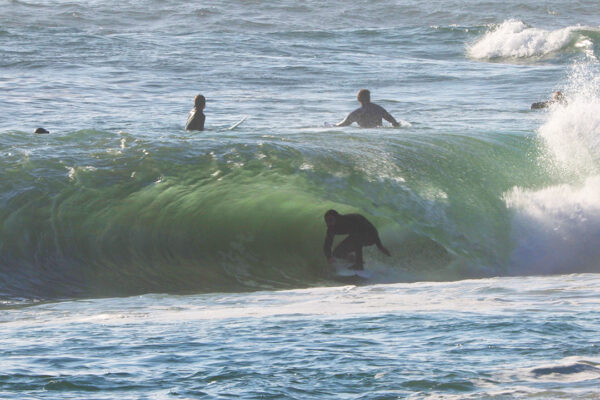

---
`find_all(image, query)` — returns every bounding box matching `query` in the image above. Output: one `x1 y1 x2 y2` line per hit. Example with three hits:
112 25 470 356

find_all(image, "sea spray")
506 61 600 274
538 61 600 175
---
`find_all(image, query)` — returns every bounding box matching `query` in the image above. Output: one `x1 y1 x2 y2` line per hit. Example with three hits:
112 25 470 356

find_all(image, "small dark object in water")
34 127 49 134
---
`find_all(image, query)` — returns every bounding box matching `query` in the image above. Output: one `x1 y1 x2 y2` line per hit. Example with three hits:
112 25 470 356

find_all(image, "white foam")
398 119 412 128
3 273 598 330
538 98 600 175
467 20 577 60
505 176 600 275
506 62 600 275
537 63 600 175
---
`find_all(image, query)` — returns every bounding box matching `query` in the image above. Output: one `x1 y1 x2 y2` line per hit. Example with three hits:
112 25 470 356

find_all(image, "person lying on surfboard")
323 209 391 270
531 90 567 109
186 94 206 131
336 89 400 128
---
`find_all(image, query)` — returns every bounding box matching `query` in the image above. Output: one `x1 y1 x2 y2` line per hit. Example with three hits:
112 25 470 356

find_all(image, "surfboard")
228 116 248 130
331 258 372 281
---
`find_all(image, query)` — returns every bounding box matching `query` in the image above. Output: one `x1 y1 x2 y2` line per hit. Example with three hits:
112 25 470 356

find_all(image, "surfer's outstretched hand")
379 246 392 257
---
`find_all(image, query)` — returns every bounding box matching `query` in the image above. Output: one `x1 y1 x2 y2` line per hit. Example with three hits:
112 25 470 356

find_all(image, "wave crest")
467 20 581 60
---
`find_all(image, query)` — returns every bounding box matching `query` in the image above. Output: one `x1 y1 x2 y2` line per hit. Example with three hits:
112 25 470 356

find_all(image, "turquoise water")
3 275 600 399
2 0 600 397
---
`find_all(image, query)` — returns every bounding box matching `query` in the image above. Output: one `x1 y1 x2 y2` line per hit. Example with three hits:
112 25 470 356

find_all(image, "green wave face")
0 127 561 299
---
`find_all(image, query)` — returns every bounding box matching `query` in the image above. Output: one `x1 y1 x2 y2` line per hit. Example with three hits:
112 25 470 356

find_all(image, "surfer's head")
324 209 339 228
194 94 206 109
357 89 370 105
553 91 565 103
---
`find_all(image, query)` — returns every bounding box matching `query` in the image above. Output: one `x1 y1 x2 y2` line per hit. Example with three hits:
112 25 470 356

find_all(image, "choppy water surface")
1 0 600 398
3 275 600 399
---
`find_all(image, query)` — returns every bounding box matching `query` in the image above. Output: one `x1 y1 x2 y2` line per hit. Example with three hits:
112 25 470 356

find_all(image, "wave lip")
467 20 581 60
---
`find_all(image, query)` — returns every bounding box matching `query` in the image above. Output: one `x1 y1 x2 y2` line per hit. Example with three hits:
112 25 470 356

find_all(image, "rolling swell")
0 127 548 300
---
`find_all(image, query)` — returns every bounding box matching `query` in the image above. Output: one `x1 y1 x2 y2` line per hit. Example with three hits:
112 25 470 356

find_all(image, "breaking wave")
505 61 600 275
467 19 599 61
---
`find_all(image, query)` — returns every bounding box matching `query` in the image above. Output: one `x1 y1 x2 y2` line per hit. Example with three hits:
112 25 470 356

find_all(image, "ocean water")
1 0 600 398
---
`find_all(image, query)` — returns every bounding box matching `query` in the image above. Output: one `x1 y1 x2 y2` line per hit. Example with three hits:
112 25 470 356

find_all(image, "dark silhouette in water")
34 127 49 134
531 90 567 109
323 209 391 270
186 94 206 131
336 89 400 128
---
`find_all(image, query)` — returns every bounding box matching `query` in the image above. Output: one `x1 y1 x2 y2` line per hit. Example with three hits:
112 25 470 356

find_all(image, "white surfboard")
228 116 248 130
331 258 372 280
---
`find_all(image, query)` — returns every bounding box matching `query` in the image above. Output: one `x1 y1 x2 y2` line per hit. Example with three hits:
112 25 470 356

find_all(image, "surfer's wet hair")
357 89 370 104
325 209 339 218
194 94 206 108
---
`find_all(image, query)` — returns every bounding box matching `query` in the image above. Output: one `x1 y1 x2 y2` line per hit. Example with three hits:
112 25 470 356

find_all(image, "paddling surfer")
336 89 400 128
186 94 206 131
531 90 567 109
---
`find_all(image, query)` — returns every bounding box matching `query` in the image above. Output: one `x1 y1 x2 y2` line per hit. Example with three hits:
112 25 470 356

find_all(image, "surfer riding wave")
323 209 391 270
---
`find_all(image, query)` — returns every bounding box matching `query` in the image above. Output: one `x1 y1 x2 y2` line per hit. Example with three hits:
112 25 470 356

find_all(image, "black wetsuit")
323 213 385 269
531 101 552 109
531 97 566 110
338 103 399 128
186 108 205 131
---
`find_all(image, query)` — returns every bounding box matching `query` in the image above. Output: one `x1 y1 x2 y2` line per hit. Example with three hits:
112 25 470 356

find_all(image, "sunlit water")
3 275 600 399
2 0 600 398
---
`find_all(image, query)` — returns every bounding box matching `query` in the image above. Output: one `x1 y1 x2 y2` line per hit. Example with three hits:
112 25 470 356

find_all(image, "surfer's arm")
375 234 391 256
382 109 400 128
335 117 352 127
336 110 357 127
378 244 391 256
